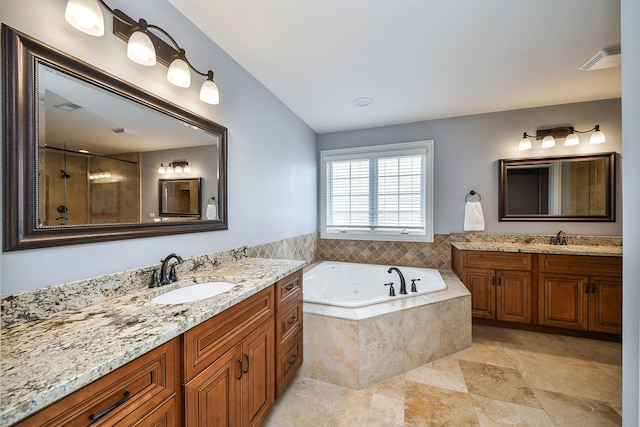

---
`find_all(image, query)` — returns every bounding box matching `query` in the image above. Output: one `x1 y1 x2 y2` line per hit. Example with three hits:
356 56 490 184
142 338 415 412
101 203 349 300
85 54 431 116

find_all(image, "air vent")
112 128 142 136
579 45 621 71
54 102 83 111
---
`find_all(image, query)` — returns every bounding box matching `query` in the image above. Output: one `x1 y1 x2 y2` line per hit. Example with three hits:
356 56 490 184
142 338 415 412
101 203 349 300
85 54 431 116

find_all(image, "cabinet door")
241 320 275 427
539 273 589 330
464 268 495 319
590 276 622 334
496 270 531 324
184 347 242 427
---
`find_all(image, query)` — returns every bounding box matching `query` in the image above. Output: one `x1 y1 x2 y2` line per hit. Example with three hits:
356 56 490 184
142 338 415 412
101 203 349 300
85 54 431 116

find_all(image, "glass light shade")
183 165 192 173
127 31 156 66
541 135 556 148
65 0 104 36
590 130 606 144
167 58 191 88
564 132 580 146
200 79 220 105
174 165 183 173
158 164 166 174
519 136 532 150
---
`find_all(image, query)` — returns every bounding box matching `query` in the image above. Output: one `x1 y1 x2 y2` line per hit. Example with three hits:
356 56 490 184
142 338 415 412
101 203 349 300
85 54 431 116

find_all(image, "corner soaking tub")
302 261 471 389
303 261 447 308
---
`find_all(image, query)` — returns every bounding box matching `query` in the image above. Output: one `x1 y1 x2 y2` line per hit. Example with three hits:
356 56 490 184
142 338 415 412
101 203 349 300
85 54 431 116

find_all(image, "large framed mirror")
2 25 228 251
499 152 616 221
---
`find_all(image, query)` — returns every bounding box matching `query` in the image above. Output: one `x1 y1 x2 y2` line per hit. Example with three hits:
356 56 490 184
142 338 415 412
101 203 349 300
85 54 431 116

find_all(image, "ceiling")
169 0 621 134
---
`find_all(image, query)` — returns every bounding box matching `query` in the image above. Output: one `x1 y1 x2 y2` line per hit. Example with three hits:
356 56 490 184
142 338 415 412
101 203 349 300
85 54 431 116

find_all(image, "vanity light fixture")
518 125 606 150
64 0 220 104
158 161 191 174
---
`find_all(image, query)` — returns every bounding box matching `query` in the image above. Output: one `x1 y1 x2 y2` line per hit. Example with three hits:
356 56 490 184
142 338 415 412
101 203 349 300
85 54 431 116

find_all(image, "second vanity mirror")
499 152 616 221
2 25 228 250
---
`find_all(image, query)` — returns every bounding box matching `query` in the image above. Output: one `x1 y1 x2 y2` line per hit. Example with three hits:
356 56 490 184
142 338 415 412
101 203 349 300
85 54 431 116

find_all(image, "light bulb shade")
519 136 532 150
565 132 580 146
127 31 157 66
590 130 606 144
200 79 220 105
174 165 183 173
541 135 556 148
158 164 166 174
167 58 191 88
65 0 104 36
183 165 192 173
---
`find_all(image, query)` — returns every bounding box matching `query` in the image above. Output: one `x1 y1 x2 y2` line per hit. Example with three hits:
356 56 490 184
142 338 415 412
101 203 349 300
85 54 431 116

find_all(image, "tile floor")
264 325 622 426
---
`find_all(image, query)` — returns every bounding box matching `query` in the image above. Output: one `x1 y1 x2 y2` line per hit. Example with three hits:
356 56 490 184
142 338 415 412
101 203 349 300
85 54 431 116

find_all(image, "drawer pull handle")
287 355 298 366
285 283 296 291
287 317 297 324
243 354 250 374
236 359 243 380
89 391 131 421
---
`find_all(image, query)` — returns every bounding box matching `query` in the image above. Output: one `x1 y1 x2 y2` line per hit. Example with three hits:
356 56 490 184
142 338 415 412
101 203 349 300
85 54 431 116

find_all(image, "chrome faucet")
388 267 407 294
550 230 567 245
160 253 183 286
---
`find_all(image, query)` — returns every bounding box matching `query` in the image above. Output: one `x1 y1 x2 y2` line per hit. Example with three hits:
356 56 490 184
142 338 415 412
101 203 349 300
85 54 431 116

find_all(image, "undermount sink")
150 281 236 304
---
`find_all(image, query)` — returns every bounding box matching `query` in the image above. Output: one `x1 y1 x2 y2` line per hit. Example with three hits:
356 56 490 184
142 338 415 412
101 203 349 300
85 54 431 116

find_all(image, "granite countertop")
0 257 305 427
450 241 622 257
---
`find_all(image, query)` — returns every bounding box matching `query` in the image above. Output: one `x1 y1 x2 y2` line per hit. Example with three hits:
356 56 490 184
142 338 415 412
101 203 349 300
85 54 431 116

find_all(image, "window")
321 140 434 242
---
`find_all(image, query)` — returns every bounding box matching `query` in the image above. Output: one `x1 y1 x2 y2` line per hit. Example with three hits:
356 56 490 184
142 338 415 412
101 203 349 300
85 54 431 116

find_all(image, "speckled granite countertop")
450 241 622 257
0 257 305 427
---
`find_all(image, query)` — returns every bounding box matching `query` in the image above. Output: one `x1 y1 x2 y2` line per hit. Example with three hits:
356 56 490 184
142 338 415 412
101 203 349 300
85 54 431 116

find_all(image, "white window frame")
320 140 434 242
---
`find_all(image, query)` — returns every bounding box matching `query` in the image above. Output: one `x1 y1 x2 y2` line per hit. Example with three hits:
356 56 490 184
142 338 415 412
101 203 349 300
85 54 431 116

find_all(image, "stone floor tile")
364 374 406 401
472 324 524 345
533 388 622 427
470 394 554 427
459 359 541 408
369 393 404 425
328 389 372 427
404 364 468 393
404 381 479 426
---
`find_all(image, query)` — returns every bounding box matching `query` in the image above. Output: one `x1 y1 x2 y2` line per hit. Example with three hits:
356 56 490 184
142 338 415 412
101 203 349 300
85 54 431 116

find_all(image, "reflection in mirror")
2 25 227 251
499 152 615 221
159 178 203 218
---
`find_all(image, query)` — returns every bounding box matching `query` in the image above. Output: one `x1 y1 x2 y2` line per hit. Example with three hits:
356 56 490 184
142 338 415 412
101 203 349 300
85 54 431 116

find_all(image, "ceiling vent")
54 102 83 111
579 45 621 71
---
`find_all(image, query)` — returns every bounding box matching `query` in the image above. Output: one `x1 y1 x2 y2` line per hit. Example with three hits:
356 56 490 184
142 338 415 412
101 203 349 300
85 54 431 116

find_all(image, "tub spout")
388 267 407 294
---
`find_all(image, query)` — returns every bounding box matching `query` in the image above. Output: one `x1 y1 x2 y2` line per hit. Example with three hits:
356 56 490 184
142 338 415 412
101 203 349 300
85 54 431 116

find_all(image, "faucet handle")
150 269 161 288
410 278 421 292
384 282 396 297
169 265 179 282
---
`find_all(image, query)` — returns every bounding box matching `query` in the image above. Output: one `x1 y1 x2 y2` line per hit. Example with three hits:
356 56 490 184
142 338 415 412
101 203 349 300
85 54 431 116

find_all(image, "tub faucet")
160 253 183 286
388 267 407 294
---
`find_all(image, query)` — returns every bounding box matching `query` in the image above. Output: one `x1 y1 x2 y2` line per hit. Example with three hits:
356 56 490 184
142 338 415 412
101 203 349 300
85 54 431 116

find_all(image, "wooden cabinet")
183 286 276 427
456 251 532 324
274 271 303 397
539 254 622 334
16 338 180 427
452 246 622 337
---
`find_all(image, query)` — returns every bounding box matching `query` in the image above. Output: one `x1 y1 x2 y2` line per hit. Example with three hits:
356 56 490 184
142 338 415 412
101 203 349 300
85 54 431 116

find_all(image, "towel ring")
465 191 481 202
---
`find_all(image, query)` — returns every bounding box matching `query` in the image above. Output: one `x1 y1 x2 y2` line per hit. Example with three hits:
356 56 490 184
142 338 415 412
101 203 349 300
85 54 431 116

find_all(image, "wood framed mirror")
159 178 203 218
499 152 616 221
2 25 228 251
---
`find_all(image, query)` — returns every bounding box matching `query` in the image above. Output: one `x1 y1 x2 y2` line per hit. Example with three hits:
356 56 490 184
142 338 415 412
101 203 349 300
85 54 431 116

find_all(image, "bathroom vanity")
451 240 622 339
1 258 304 427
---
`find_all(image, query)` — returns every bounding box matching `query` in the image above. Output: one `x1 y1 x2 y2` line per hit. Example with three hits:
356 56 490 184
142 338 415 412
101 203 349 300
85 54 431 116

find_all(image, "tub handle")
384 282 396 297
410 278 421 292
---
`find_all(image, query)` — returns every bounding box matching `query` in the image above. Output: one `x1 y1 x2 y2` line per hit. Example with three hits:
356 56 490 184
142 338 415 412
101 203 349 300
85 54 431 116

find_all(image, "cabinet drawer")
276 299 303 352
275 271 303 310
540 254 622 276
463 251 531 271
17 338 178 427
276 331 303 398
183 286 274 381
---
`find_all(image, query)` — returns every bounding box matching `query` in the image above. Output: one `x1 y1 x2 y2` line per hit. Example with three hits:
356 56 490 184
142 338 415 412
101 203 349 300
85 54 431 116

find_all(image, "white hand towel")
464 201 485 231
205 203 218 220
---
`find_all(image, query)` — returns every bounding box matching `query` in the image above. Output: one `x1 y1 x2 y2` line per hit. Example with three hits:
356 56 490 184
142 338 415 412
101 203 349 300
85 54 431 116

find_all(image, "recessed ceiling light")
353 97 373 107
78 149 89 154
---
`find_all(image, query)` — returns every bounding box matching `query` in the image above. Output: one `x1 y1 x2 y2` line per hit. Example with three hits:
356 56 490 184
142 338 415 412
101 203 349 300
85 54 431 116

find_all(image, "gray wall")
0 0 318 294
621 0 640 424
319 99 622 236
